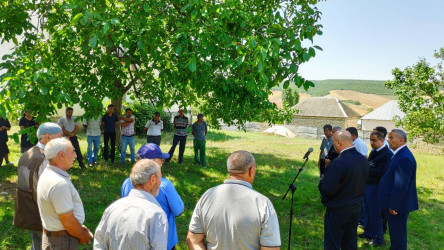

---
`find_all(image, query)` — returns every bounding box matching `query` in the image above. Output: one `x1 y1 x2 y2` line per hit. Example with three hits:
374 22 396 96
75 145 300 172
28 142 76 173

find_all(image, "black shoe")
358 233 372 240
369 240 386 247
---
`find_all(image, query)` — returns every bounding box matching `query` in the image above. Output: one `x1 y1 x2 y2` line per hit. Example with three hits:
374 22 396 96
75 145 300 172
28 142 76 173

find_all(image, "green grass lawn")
1 128 443 249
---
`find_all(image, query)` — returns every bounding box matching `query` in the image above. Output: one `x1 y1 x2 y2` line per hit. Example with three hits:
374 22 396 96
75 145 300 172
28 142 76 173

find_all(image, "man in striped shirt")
166 108 189 164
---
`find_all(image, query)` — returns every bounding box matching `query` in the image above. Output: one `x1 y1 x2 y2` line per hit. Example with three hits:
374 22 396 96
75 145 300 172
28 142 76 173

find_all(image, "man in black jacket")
360 132 393 246
319 130 370 250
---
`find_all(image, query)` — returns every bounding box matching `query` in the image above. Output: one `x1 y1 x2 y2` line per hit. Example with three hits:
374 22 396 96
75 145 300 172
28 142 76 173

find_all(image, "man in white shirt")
37 138 93 249
346 127 368 157
145 112 163 146
94 159 168 250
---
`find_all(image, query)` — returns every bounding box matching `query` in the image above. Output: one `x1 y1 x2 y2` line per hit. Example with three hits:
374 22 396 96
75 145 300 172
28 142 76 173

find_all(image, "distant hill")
273 79 393 96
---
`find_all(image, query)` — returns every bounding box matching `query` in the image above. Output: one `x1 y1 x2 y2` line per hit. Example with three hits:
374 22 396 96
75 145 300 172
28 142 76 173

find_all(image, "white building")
360 100 405 131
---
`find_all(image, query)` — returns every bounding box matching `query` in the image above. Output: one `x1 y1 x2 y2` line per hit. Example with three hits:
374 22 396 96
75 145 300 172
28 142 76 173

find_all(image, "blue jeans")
121 136 135 163
87 135 101 164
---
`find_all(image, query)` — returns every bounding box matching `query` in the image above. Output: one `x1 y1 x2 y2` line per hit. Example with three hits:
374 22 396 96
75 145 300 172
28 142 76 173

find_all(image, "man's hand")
325 159 331 167
80 225 93 244
389 208 398 215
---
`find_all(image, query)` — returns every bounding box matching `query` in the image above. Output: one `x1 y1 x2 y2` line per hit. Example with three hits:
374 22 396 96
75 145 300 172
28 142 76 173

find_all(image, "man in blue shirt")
191 114 208 167
121 143 184 250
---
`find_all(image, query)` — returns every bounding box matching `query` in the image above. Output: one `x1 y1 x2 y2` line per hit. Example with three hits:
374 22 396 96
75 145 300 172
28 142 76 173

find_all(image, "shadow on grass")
205 130 241 142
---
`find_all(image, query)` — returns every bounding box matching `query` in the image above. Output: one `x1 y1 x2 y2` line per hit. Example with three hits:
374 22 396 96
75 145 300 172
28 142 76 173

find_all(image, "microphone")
303 147 313 159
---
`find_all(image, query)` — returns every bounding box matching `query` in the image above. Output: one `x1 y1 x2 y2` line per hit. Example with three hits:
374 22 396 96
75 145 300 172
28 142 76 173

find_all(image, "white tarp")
262 126 296 138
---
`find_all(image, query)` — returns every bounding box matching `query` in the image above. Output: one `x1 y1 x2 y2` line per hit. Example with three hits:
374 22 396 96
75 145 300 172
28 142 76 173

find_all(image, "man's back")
94 189 168 250
319 148 369 208
189 179 280 250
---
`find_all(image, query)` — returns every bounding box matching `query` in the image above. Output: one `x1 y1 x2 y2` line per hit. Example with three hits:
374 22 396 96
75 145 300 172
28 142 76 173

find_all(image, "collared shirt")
173 115 188 136
192 121 207 141
320 136 333 159
376 144 386 152
353 137 369 156
58 116 77 133
120 115 135 136
392 144 407 156
83 116 102 136
189 179 281 249
121 177 184 250
145 120 163 136
94 189 168 250
37 165 85 231
102 113 119 133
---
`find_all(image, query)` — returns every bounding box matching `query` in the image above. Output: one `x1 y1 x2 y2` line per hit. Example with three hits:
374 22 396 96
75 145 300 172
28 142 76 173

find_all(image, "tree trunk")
111 98 123 151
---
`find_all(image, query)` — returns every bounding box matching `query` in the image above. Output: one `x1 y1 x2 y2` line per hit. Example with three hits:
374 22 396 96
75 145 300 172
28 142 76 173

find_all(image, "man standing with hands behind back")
167 108 189 164
378 129 418 250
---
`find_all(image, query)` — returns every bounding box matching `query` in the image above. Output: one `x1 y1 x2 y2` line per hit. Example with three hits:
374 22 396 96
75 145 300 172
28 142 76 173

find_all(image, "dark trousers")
363 185 384 244
42 233 78 250
358 199 368 228
387 210 409 250
319 159 326 177
69 136 85 168
147 135 161 146
104 132 116 162
167 135 187 163
324 204 361 250
0 142 8 166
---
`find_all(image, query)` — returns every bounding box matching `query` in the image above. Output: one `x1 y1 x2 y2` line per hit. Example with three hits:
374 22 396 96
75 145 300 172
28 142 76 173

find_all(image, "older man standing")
120 143 184 250
378 129 418 250
58 107 86 169
37 138 93 249
14 123 63 250
319 131 369 250
187 151 281 250
144 112 163 145
94 159 168 250
83 115 102 167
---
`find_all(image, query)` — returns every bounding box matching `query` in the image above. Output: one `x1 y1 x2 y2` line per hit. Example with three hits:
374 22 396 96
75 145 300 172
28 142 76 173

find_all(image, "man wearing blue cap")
121 144 184 250
14 122 63 250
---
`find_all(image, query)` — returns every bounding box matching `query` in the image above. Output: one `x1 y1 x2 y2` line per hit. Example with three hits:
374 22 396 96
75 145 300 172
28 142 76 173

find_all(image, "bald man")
319 130 369 250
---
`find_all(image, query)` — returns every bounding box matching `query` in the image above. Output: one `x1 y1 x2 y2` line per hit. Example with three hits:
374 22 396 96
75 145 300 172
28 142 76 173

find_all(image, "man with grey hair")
14 122 63 250
37 138 93 249
378 129 418 249
94 159 168 250
187 150 281 250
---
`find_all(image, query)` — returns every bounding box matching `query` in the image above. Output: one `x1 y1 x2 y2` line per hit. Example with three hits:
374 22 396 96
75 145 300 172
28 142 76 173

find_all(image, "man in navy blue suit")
319 130 369 250
378 129 418 250
360 131 393 246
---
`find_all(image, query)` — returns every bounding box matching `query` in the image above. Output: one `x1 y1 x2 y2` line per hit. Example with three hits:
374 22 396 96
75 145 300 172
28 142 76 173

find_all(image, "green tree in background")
386 47 444 144
282 88 299 108
1 0 323 129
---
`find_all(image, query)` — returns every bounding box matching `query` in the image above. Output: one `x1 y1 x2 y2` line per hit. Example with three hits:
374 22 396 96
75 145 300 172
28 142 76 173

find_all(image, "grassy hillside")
274 79 393 96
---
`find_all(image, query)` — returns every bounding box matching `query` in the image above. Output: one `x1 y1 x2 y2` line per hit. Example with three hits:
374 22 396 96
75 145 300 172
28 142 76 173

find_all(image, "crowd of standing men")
2 106 419 250
318 124 418 249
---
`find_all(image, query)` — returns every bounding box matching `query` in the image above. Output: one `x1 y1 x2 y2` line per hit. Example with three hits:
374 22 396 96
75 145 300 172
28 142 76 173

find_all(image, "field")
1 128 443 249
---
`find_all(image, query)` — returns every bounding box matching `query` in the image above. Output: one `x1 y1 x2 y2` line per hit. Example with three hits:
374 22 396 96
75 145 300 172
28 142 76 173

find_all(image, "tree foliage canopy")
282 87 299 108
1 0 323 128
386 47 444 144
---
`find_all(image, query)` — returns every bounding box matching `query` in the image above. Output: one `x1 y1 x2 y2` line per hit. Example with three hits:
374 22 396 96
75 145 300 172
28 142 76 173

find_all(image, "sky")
298 0 444 81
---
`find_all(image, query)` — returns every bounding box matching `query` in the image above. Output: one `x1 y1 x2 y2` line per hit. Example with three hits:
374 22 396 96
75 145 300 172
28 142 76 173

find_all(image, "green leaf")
181 4 190 12
258 61 263 71
189 60 197 72
302 53 310 62
290 62 298 73
283 80 290 89
313 45 323 51
40 86 49 95
80 16 88 25
191 9 198 20
309 47 316 57
137 40 144 49
261 49 267 61
110 18 120 25
235 55 245 67
102 23 110 34
89 36 98 48
71 13 83 25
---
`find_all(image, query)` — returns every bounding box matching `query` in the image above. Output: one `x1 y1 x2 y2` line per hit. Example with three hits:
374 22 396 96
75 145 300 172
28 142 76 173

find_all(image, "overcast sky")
298 0 444 81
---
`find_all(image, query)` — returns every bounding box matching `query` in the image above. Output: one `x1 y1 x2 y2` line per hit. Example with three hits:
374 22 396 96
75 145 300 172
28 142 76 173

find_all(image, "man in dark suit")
378 129 418 250
360 131 393 246
324 126 341 168
319 130 370 250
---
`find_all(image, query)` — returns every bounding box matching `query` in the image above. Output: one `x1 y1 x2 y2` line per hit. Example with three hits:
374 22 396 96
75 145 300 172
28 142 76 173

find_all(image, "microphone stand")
282 155 310 250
